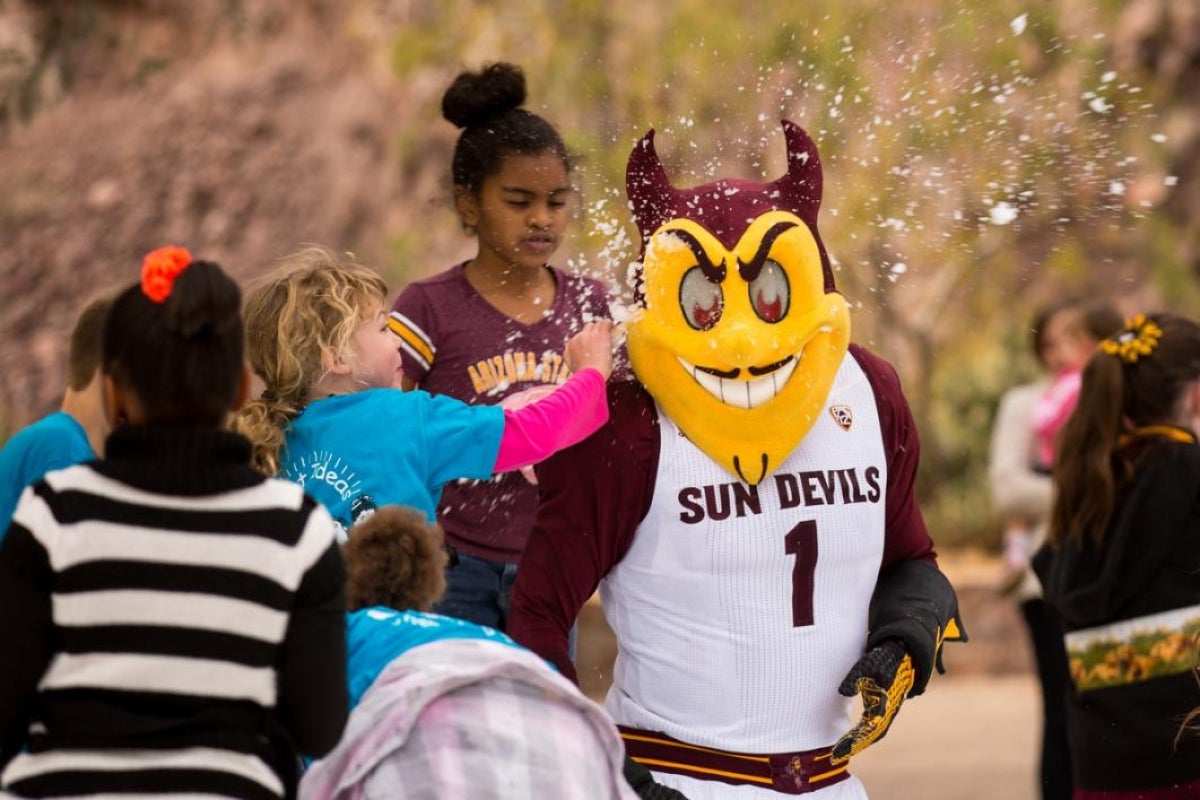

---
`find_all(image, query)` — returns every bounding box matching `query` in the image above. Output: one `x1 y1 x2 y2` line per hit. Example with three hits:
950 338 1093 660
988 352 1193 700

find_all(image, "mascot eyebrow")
664 229 726 283
664 220 798 285
738 220 797 282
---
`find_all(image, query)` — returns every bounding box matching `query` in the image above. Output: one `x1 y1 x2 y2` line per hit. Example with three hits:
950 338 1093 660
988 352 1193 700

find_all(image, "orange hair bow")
141 246 193 303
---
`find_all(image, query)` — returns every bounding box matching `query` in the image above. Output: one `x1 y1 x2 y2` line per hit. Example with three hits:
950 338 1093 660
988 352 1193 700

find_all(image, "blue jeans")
436 551 576 658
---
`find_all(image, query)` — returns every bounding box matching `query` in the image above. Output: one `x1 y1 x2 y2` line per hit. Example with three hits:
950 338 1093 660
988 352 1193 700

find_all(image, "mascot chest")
631 354 887 598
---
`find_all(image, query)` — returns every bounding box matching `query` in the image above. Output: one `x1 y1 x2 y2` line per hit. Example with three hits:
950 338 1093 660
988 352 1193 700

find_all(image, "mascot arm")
867 559 963 696
850 343 967 690
508 382 659 682
831 348 966 763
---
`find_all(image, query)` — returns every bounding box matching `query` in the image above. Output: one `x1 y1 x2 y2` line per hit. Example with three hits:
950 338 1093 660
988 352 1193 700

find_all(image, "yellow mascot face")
625 121 850 485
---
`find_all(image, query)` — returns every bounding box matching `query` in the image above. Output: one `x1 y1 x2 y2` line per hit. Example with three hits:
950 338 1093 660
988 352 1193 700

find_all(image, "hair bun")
441 62 527 129
163 260 242 340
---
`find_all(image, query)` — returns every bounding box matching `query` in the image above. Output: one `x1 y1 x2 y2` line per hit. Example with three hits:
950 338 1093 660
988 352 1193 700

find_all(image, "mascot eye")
748 259 790 323
679 266 724 331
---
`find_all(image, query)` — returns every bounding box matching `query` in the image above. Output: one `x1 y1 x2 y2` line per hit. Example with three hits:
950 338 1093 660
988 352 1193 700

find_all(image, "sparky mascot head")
625 120 850 485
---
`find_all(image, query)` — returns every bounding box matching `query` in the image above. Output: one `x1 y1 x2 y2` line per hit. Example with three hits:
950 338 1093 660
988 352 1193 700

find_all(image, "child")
994 299 1120 590
1034 313 1200 798
233 246 612 539
0 247 348 798
0 295 111 535
388 61 611 630
1030 304 1108 471
299 505 637 800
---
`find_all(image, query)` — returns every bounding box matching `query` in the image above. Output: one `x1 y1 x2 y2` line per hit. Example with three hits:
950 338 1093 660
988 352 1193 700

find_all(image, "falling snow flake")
1010 14 1027 35
989 202 1018 225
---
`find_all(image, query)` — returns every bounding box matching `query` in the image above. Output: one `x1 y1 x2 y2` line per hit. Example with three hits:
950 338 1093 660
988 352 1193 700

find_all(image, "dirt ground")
574 548 1045 799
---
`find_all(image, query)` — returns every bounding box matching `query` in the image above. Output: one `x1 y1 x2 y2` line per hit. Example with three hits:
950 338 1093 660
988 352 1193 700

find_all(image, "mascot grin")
625 121 850 485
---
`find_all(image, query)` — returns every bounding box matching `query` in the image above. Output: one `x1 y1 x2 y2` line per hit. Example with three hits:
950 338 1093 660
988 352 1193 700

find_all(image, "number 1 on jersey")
784 520 818 627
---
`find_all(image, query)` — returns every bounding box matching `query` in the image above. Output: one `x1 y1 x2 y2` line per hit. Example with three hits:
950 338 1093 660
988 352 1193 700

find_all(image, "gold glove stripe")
941 617 964 642
831 653 915 765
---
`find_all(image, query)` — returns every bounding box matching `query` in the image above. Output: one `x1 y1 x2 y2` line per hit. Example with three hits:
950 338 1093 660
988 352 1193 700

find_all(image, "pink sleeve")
493 368 610 473
1033 370 1082 467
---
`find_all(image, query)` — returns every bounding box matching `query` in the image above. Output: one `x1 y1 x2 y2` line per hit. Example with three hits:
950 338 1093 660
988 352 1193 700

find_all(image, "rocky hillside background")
2 0 1198 546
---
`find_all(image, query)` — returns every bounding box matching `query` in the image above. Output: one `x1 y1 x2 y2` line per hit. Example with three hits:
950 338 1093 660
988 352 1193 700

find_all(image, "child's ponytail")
1050 313 1200 549
233 394 299 476
1048 351 1125 548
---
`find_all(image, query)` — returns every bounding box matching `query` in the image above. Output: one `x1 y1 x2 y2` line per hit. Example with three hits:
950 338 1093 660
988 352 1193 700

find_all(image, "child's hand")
564 320 615 380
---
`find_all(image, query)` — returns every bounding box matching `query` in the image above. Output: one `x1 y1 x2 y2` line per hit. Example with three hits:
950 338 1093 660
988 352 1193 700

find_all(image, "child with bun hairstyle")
0 248 348 798
234 246 612 539
299 506 637 800
389 62 611 630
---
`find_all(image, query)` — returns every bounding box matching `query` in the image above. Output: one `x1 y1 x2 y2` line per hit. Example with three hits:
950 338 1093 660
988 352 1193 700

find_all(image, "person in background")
299 505 637 800
233 246 612 539
0 247 348 798
988 297 1121 800
389 61 610 631
0 295 112 536
1034 312 1200 798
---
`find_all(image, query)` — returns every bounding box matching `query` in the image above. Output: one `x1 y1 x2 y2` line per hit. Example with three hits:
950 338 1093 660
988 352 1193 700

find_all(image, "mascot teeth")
678 355 799 409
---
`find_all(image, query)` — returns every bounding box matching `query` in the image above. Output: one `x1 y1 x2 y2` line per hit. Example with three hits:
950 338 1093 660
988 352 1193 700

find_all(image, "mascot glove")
831 639 914 765
624 755 692 800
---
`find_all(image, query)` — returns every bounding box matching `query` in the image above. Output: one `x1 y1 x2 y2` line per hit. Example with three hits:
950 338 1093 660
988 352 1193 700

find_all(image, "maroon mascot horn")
625 119 835 293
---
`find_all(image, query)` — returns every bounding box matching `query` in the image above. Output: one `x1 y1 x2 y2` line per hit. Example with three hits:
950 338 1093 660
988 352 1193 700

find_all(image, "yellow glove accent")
831 653 915 765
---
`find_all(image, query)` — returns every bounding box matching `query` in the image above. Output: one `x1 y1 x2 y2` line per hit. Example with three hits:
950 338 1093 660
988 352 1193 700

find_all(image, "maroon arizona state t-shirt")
390 263 610 562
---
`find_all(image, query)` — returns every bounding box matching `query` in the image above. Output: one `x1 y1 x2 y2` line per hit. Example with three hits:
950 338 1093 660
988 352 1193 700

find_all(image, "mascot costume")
508 121 965 800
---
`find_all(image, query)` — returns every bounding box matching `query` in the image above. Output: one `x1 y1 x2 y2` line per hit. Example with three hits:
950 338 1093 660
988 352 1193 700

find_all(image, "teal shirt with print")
345 606 530 708
279 389 504 537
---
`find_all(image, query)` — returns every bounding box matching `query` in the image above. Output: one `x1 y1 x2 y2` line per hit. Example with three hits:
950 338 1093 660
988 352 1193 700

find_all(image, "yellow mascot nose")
720 321 760 367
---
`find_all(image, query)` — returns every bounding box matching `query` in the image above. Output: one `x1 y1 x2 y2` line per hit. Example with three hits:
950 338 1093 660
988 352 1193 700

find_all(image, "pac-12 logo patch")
829 405 853 431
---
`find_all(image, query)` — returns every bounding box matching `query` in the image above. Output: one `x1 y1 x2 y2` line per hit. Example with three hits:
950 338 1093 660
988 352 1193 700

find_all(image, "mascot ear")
626 129 680 251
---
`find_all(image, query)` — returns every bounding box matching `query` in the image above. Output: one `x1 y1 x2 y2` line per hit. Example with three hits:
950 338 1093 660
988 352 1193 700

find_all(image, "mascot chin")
509 120 964 800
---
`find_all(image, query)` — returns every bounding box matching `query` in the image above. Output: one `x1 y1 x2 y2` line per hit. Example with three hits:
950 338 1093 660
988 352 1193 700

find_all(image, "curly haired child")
233 245 613 539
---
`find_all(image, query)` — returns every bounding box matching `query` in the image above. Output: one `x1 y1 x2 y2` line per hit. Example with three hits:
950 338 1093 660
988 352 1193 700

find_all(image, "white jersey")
602 354 887 753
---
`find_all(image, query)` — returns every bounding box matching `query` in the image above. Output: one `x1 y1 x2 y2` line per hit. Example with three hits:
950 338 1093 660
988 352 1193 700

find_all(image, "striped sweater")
0 426 348 799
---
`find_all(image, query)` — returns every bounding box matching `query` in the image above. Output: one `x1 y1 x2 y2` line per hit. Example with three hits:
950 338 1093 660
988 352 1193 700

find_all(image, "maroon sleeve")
390 283 438 385
508 380 659 682
849 345 937 570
